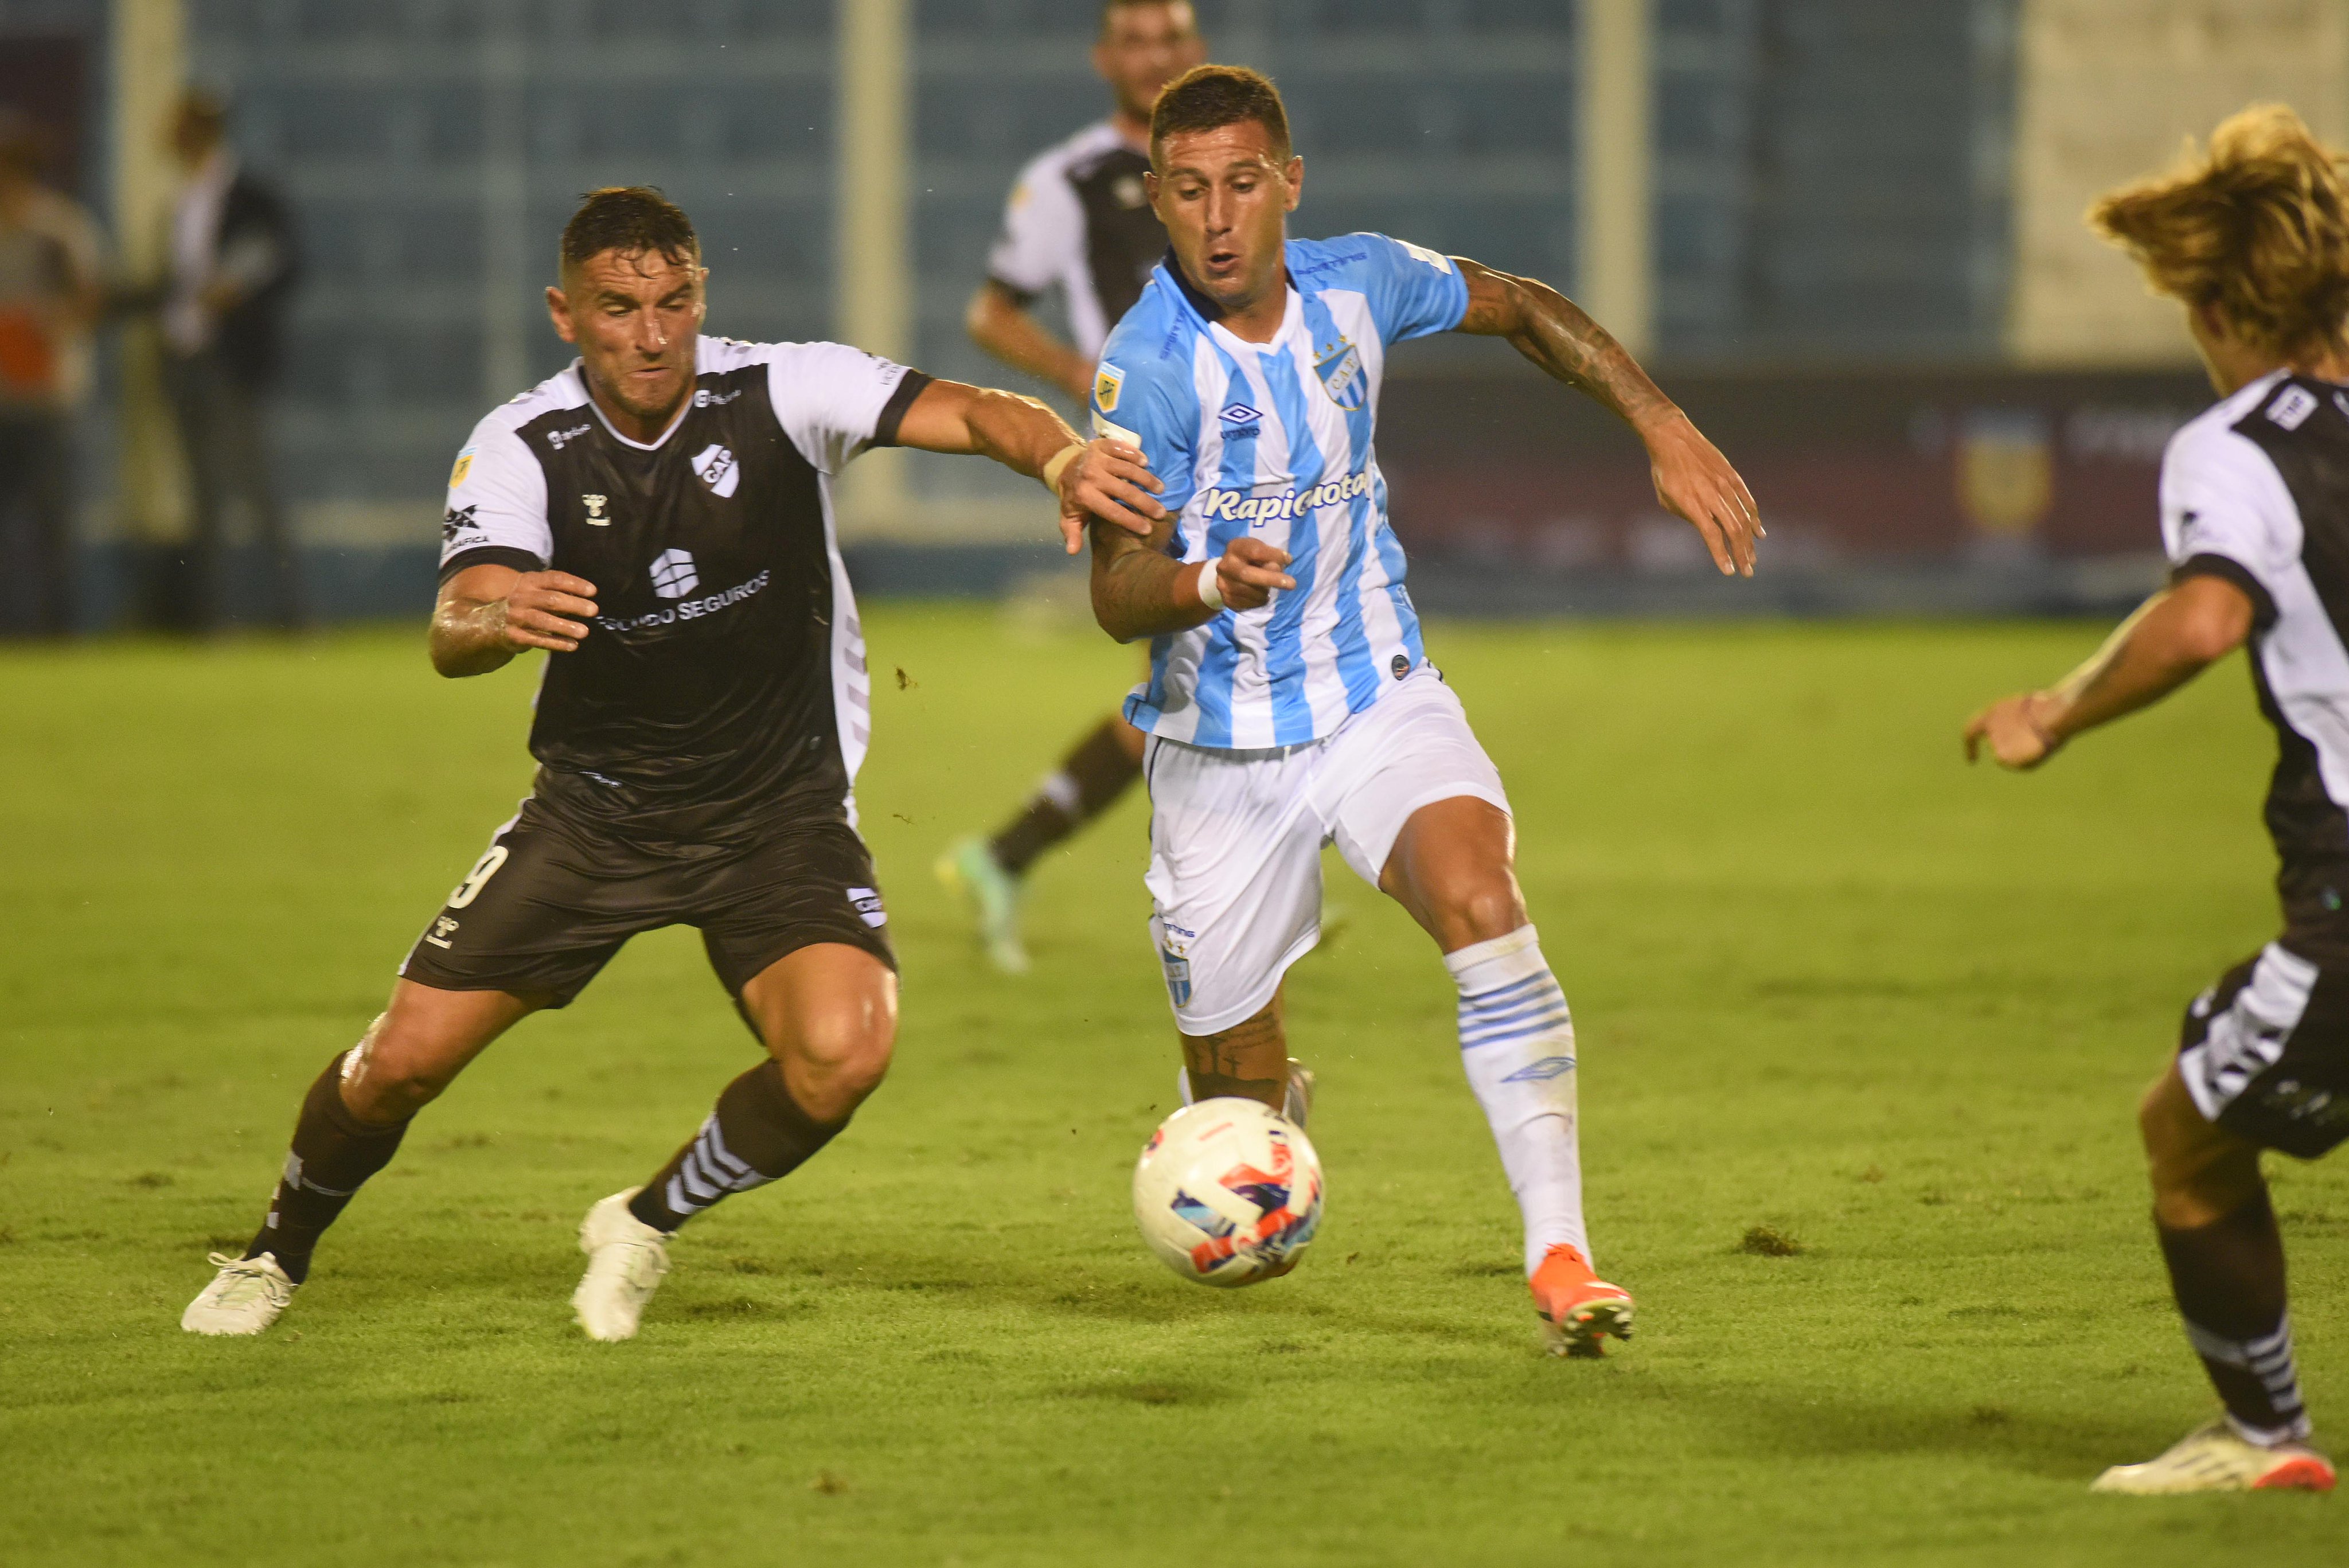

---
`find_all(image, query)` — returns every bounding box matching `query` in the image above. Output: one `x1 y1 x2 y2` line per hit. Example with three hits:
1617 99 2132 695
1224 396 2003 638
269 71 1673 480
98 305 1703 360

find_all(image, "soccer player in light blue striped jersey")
1080 65 1761 1354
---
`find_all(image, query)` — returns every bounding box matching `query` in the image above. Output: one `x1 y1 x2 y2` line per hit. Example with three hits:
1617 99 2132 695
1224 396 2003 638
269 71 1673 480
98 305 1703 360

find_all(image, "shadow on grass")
1653 1380 2160 1482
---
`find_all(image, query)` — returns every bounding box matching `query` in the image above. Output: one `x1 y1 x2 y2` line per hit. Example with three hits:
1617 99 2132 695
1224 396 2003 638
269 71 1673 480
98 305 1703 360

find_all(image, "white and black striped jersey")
438 336 928 841
986 120 1164 361
2164 368 2349 955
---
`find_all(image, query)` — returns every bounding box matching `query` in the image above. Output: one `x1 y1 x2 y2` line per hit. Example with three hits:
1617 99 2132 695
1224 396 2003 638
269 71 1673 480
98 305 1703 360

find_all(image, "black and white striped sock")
2156 1188 2314 1445
245 1048 411 1283
2185 1316 2312 1445
626 1060 845 1234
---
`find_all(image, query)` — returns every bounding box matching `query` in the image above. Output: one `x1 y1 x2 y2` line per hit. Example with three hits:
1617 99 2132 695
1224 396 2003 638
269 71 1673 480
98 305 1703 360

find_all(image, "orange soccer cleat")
1529 1243 1634 1358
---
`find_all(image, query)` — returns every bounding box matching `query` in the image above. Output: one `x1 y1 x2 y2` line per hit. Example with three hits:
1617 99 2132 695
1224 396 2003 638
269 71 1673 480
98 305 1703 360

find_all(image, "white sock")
1446 925 1588 1277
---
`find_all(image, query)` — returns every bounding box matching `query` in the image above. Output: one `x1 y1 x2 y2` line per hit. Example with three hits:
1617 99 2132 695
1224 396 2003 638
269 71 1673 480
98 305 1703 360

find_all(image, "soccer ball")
1132 1098 1324 1287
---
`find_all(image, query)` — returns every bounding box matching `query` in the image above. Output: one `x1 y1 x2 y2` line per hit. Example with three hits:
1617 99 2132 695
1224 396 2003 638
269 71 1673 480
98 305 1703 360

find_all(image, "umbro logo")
1501 1055 1577 1084
1219 402 1260 425
547 423 592 450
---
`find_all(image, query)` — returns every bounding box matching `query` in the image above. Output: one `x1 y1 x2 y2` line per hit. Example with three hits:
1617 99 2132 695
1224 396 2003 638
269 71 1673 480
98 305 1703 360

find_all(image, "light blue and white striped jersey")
1091 232 1469 750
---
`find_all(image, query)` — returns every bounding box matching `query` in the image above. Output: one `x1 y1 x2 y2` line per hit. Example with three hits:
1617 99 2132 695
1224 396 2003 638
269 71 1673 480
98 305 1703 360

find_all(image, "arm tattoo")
1457 259 1677 431
1089 514 1208 642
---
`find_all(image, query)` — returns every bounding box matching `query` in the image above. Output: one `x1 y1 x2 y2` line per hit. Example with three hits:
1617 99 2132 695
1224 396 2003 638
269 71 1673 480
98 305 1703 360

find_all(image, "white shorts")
1142 668 1512 1033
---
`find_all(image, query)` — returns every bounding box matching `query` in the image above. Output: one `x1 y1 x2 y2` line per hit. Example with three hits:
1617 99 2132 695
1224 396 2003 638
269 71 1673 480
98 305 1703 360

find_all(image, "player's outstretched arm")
888 377 1164 552
965 281 1094 404
1453 258 1762 578
1963 574 2255 769
1089 515 1294 643
430 563 600 677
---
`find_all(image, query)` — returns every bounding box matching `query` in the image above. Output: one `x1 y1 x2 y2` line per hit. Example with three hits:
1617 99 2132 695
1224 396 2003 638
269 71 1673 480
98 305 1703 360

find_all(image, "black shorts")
2178 942 2349 1159
398 798 893 1008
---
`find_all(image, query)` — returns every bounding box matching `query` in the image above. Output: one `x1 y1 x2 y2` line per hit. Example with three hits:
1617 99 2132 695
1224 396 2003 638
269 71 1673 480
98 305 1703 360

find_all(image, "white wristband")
1195 556 1226 613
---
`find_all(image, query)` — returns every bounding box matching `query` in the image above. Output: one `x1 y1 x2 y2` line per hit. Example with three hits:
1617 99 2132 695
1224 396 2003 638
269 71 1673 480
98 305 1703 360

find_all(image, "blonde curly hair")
2092 104 2349 361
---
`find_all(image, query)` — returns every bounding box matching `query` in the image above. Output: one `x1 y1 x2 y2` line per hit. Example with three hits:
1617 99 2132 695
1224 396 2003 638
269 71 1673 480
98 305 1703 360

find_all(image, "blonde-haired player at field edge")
938 0 1205 973
1967 104 2349 1494
1083 67 1761 1352
179 188 1158 1341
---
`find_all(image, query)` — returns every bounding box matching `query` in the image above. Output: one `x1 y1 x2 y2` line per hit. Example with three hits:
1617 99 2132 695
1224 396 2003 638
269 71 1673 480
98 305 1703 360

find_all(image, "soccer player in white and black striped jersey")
179 187 1162 1342
1966 107 2349 1495
936 0 1206 973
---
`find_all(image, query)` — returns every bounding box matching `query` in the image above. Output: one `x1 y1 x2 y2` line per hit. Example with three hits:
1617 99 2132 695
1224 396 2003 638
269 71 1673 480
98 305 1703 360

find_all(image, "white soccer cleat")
181 1251 296 1336
1282 1059 1315 1128
2091 1417 2336 1494
935 836 1029 974
572 1188 672 1342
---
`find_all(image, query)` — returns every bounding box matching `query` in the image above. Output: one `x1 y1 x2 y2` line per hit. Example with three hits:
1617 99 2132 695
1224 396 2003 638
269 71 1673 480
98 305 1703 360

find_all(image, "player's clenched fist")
496 571 600 654
1963 691 2064 770
1197 537 1295 614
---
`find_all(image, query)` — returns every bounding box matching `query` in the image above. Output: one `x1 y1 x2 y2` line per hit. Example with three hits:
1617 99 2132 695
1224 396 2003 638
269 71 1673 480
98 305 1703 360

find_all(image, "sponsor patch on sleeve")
1092 411 1142 446
1397 239 1454 274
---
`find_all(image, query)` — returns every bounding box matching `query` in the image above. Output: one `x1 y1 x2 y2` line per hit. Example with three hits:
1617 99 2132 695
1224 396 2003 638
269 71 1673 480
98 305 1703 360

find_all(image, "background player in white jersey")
1967 107 2349 1495
180 188 1158 1341
937 0 1205 973
1082 68 1761 1354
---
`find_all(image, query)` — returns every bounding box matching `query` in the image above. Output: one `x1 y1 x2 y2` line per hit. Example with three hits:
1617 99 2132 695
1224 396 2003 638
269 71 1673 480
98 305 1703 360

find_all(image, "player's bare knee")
1420 873 1525 950
771 998 895 1109
341 1042 449 1122
2137 1074 2183 1157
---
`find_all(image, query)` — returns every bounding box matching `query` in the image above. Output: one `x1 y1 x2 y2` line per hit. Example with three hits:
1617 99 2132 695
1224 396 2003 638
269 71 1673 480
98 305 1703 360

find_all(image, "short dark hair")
560 186 700 276
1150 64 1290 165
1101 0 1192 36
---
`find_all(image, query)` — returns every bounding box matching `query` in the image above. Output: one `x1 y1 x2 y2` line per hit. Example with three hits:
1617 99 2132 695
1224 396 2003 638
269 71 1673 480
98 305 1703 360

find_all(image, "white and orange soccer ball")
1132 1098 1324 1286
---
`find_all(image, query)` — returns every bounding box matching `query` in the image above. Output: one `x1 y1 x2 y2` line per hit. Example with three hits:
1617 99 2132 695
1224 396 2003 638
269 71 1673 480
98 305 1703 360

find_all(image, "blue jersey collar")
1157 244 1298 331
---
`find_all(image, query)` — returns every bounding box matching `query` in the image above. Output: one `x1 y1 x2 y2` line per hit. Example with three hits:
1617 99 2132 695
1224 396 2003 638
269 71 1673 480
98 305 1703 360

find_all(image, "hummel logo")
582 493 610 525
1219 402 1260 424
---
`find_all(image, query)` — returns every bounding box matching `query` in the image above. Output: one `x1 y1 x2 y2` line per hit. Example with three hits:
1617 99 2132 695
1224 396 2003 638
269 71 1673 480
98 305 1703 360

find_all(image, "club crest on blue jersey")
1314 334 1366 410
1160 945 1193 1007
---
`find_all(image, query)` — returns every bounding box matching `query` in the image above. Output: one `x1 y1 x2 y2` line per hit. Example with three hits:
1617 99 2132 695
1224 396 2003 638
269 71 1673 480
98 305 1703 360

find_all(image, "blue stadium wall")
1 0 2180 629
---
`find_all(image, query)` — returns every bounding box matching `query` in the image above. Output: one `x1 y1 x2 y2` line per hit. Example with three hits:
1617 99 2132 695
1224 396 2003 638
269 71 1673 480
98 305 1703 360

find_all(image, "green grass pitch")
3 608 2344 1566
